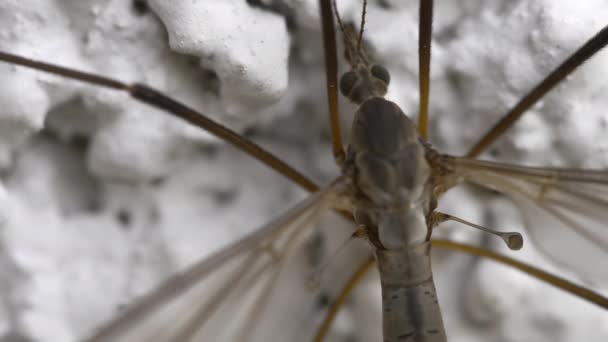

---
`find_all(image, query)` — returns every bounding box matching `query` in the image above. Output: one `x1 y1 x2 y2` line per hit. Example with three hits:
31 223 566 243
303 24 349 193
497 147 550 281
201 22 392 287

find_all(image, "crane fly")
0 0 607 341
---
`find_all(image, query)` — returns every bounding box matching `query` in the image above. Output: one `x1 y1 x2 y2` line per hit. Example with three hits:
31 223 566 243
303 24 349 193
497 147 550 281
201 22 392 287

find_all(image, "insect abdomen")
375 243 446 342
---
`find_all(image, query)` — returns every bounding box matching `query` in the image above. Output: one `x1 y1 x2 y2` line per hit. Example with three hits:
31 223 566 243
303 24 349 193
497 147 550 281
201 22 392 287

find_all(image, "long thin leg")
418 0 433 139
0 51 318 192
313 256 375 342
313 240 608 341
430 240 608 309
466 25 608 158
320 0 345 165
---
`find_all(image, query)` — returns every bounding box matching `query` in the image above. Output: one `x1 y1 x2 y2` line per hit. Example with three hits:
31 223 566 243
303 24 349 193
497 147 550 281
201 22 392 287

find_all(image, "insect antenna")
332 0 376 68
330 0 346 39
356 0 368 51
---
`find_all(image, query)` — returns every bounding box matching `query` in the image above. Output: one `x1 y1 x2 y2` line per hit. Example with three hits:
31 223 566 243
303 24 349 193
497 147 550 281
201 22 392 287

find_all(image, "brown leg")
0 51 318 192
319 0 345 165
466 25 608 158
418 0 434 140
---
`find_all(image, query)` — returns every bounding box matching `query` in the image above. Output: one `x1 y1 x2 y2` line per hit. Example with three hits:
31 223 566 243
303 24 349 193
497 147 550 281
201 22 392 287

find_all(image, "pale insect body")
335 19 445 339
0 0 604 342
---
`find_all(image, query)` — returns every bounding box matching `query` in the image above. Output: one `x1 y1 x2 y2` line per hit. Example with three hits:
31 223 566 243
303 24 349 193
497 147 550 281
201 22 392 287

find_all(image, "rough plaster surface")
0 0 607 341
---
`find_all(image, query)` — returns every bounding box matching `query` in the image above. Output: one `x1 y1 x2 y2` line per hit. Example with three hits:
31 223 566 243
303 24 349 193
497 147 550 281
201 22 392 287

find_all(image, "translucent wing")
445 156 608 282
85 177 365 342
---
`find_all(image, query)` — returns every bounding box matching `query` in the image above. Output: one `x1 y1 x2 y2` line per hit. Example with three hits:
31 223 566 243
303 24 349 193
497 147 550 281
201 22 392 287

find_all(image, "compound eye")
339 71 358 97
371 64 390 85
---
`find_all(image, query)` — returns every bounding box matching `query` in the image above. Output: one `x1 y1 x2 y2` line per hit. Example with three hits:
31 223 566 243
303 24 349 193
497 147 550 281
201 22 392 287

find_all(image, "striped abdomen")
375 243 446 342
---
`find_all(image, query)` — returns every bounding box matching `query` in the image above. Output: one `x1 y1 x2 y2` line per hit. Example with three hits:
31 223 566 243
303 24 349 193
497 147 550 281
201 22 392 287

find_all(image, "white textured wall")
0 0 607 341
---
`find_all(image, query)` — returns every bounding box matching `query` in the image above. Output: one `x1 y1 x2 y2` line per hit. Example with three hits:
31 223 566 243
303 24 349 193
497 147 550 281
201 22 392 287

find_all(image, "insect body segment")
338 24 390 104
342 95 444 340
337 18 445 339
346 97 431 249
375 244 445 342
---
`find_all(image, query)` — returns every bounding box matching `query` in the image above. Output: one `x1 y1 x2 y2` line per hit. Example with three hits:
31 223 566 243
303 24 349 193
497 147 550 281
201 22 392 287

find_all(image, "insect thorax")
344 97 432 250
